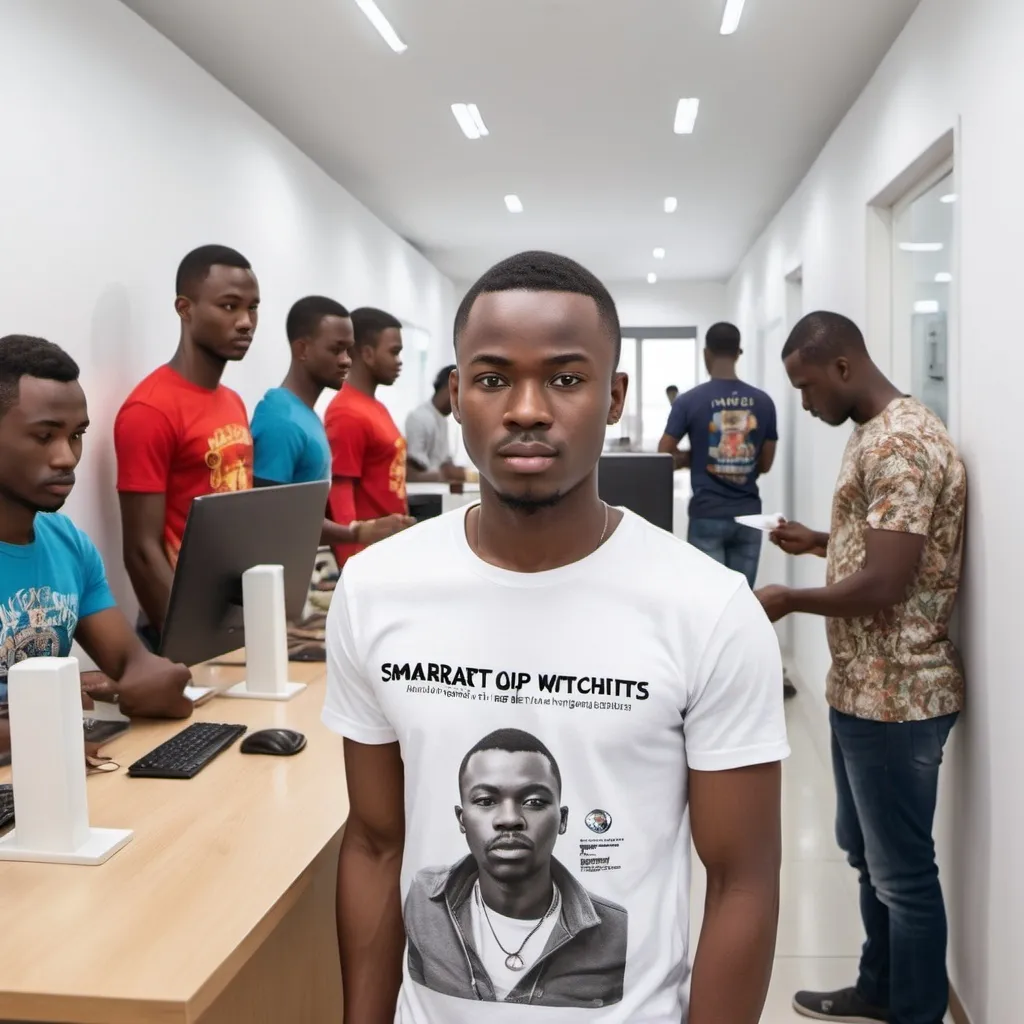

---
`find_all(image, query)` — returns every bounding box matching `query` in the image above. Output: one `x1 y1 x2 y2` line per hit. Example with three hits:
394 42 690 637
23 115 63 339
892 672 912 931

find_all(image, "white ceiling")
121 0 921 285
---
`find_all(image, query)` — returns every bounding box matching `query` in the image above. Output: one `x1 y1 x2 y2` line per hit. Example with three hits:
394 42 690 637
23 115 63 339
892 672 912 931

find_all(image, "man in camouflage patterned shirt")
755 311 965 1024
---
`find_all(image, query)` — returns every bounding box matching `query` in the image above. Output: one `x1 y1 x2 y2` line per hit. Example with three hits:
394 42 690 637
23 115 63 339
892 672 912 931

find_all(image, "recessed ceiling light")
939 193 958 204
664 197 678 213
935 272 953 283
647 273 658 285
504 194 523 213
914 300 940 314
899 242 944 252
451 103 489 140
653 248 666 259
352 0 407 53
673 98 700 135
720 0 747 35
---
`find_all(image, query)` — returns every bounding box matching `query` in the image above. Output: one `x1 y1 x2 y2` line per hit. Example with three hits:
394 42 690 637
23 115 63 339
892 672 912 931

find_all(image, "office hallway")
689 692 955 1023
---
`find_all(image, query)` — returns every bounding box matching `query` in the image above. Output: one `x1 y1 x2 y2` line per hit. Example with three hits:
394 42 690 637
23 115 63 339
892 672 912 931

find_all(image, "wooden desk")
0 659 347 1024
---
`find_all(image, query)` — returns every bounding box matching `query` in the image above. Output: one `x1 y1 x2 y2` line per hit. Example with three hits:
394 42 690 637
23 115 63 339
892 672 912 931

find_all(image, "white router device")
0 657 133 866
223 564 306 702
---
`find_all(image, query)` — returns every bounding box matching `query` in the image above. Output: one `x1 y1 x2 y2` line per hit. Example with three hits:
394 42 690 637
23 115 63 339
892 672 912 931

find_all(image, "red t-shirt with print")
114 365 253 567
325 385 407 567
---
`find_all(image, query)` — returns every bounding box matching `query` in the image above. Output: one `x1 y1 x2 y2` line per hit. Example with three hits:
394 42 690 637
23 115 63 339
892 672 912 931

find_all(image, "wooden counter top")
0 657 348 1024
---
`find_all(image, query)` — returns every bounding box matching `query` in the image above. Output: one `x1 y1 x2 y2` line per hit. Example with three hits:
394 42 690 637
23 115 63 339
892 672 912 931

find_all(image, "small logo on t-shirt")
585 809 612 834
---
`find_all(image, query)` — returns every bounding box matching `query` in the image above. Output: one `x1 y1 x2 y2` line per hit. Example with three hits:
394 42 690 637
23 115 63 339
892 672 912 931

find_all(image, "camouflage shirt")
825 397 966 722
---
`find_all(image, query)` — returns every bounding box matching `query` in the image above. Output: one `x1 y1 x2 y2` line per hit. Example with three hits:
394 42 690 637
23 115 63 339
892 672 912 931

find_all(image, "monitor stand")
223 564 307 702
0 658 133 866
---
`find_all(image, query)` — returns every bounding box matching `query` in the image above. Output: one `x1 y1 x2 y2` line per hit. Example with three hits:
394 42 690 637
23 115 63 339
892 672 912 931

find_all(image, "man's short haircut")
433 364 456 393
351 307 402 350
176 245 252 299
666 384 678 393
286 296 351 344
781 311 868 364
453 251 622 364
706 322 742 357
0 335 80 419
458 728 562 796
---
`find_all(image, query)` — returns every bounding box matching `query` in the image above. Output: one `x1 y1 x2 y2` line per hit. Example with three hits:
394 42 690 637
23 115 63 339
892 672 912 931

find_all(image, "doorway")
609 327 699 450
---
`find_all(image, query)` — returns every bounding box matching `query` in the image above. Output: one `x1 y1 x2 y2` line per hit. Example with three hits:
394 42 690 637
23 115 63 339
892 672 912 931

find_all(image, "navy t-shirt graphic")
664 379 778 519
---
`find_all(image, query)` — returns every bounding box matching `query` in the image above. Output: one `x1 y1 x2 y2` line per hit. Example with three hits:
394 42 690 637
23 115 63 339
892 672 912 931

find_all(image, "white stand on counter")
223 564 306 702
0 657 133 866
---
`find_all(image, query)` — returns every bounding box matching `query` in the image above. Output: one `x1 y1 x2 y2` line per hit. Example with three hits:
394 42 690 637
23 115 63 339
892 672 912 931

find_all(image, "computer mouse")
240 728 307 757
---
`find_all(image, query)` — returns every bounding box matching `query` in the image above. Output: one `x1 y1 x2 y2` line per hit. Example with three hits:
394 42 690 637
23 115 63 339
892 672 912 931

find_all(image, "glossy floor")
688 691 954 1023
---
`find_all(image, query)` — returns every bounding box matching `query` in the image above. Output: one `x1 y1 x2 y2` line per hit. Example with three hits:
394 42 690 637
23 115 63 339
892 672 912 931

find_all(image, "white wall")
0 0 456 614
728 0 1022 1018
608 280 728 337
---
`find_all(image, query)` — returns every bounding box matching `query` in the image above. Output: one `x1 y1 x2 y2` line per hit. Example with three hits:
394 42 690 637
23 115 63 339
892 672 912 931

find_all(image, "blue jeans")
687 517 762 588
831 708 958 1024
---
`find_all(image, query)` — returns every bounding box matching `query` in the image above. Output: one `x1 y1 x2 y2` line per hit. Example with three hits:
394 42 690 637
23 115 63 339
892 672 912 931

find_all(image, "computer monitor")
408 492 443 523
598 452 674 532
159 481 330 667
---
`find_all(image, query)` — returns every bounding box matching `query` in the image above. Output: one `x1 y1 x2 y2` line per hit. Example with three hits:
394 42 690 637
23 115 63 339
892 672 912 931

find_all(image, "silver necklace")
476 883 560 972
598 501 610 546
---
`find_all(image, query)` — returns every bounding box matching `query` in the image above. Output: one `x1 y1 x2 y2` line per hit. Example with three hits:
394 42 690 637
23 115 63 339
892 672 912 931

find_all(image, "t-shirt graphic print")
323 506 789 1023
404 727 628 1008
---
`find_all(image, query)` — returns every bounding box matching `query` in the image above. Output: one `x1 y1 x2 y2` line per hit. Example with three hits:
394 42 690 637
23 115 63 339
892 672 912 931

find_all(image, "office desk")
0 659 346 1024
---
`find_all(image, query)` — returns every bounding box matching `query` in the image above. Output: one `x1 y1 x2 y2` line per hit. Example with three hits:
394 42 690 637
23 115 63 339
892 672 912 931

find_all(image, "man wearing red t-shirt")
325 307 414 569
114 245 258 644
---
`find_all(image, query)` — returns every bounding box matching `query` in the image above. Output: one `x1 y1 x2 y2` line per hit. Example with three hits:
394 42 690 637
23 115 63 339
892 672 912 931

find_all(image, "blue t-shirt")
251 387 331 485
0 513 117 704
664 378 778 519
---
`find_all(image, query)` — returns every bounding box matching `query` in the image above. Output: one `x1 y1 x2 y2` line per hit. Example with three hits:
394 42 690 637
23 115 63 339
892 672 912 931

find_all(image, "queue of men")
0 243 965 1024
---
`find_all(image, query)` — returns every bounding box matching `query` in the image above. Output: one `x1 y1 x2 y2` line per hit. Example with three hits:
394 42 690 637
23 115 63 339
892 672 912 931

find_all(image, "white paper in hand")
735 513 784 532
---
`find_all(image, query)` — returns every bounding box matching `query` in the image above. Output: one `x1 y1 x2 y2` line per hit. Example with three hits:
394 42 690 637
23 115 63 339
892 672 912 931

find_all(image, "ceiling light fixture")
352 0 407 53
504 194 523 213
664 197 678 213
720 0 747 35
647 273 658 285
939 193 958 204
899 242 944 252
914 300 940 314
451 103 489 140
935 272 953 283
653 248 666 259
673 98 700 135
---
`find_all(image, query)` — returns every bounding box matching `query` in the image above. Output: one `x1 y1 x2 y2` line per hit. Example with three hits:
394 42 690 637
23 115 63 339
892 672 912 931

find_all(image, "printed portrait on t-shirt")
403 728 628 1008
708 408 758 484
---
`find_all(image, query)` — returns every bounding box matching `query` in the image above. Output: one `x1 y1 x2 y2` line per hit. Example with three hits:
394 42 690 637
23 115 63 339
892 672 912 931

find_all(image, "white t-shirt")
323 505 789 1024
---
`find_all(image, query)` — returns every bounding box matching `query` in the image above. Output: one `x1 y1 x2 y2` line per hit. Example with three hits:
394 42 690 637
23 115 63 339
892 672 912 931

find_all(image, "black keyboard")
127 722 247 779
0 784 13 831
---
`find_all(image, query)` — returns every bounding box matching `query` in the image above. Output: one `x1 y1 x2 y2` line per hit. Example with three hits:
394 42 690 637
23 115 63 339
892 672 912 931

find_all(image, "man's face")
452 291 627 511
301 315 355 390
666 387 678 405
436 381 453 417
784 351 853 427
361 327 403 387
0 376 87 514
178 264 261 363
456 749 568 884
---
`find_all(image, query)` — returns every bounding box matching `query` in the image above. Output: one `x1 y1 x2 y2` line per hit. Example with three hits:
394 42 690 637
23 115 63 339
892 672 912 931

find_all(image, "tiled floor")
688 692 954 1023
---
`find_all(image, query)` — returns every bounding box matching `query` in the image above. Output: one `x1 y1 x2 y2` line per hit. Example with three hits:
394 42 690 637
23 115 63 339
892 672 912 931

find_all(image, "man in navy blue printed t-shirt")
659 323 778 588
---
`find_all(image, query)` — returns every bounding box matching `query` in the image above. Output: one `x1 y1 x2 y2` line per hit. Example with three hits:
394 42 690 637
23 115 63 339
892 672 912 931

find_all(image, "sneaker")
793 987 887 1022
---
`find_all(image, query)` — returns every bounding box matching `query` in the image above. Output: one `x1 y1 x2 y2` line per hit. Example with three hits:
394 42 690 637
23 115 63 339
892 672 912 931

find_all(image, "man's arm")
659 393 692 470
765 528 924 621
658 434 691 470
758 440 777 475
689 761 782 1023
119 492 174 630
338 738 406 1023
75 608 193 718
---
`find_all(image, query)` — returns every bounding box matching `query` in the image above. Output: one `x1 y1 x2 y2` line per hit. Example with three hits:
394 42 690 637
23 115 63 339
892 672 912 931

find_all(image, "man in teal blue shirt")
0 335 194 756
251 296 411 549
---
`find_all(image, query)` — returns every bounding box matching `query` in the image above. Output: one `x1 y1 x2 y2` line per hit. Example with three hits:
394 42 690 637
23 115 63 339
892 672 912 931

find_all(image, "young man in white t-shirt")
322 250 790 1023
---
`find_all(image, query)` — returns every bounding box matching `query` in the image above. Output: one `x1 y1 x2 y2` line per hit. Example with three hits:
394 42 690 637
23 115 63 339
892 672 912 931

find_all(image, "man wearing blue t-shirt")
0 335 194 756
659 322 778 588
251 296 412 551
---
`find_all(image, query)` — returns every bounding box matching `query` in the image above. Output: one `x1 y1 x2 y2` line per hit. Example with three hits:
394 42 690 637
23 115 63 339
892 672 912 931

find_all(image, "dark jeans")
831 708 958 1024
687 517 762 588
